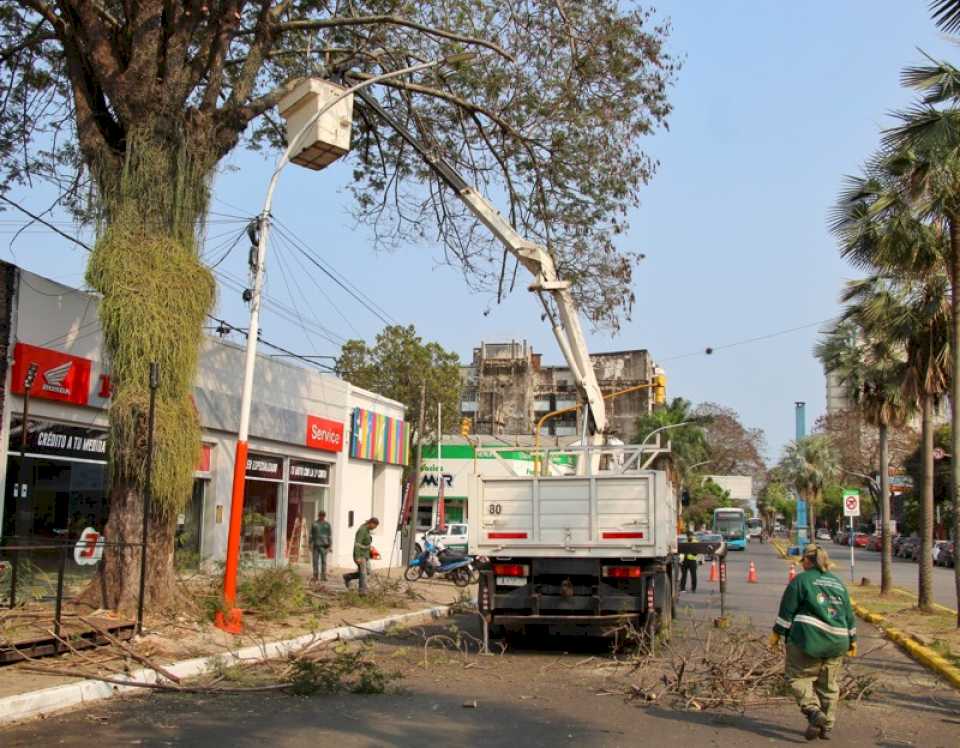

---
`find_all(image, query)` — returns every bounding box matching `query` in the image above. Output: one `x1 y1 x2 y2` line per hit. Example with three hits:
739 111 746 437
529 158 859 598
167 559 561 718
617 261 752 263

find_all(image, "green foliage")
337 325 461 440
289 644 401 696
236 567 312 620
778 435 840 532
683 478 733 529
85 135 216 515
633 397 708 481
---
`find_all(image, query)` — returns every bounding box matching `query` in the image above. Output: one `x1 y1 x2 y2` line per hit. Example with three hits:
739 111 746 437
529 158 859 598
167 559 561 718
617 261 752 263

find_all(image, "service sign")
305 415 344 453
11 342 92 406
842 489 861 518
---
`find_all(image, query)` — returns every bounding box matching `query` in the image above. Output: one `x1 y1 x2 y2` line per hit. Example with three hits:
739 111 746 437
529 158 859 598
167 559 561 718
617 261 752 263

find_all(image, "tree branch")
270 15 515 62
346 71 524 142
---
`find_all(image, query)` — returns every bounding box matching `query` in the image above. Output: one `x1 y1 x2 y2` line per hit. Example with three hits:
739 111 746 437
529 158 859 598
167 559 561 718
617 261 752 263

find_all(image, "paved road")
3 543 959 747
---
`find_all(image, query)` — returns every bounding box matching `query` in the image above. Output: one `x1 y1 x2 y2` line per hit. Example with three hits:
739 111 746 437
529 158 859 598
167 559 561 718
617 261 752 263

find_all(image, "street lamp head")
24 362 39 389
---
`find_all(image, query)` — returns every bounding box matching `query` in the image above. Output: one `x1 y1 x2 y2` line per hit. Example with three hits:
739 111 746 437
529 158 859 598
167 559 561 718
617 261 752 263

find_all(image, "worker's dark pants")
680 559 697 592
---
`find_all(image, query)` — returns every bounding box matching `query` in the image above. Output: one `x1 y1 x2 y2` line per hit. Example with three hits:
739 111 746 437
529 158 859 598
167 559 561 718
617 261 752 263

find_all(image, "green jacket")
353 524 373 560
773 568 856 659
310 520 331 548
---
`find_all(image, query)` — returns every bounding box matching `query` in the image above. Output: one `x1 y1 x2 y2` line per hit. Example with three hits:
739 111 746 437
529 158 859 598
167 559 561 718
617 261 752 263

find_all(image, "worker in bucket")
769 544 856 741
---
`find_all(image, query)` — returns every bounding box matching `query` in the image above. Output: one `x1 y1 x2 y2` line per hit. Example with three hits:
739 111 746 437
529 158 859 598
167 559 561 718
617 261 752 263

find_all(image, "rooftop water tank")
278 78 354 170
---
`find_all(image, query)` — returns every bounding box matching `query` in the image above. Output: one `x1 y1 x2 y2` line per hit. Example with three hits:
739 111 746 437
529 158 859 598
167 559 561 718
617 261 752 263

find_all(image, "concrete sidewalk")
0 568 468 727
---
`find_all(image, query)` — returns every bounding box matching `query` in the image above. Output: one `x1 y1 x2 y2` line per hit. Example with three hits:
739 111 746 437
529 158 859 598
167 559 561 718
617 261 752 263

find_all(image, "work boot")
321 574 328 582
342 573 352 589
819 726 832 741
804 709 828 741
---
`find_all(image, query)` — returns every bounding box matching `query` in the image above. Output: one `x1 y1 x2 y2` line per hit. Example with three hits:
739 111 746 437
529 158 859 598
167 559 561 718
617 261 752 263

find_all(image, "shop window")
241 453 283 562
285 459 330 564
175 479 205 568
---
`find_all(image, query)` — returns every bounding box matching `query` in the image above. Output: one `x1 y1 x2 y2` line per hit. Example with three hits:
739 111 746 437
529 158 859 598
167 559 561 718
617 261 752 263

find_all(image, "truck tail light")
493 563 529 577
601 566 643 578
488 532 528 540
602 531 644 540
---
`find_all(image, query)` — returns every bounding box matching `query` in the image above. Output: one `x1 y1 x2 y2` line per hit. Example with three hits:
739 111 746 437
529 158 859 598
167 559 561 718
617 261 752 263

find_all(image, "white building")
0 263 407 571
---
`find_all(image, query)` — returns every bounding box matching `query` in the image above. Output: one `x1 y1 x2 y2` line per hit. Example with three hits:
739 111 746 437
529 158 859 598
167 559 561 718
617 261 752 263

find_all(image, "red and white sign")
305 415 344 452
843 490 861 518
12 343 92 406
74 527 104 566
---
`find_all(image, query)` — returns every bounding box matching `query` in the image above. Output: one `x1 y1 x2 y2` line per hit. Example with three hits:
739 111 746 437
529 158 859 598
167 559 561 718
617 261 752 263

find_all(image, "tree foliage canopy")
1 0 678 329
336 324 461 441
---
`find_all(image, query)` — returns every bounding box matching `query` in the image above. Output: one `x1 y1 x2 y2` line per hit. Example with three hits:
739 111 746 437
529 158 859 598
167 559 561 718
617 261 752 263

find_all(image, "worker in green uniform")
310 511 332 583
343 517 379 594
769 544 857 741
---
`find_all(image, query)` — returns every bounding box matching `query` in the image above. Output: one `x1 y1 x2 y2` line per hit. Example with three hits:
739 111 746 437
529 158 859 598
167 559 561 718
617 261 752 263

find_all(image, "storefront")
0 263 408 573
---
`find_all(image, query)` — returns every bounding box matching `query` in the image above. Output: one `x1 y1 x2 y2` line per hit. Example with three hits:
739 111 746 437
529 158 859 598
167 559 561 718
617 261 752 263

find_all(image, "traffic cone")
788 564 797 582
747 561 758 583
709 559 718 582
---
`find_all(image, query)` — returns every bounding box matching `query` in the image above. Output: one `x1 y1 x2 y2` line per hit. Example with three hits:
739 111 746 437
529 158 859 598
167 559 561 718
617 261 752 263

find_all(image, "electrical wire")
659 317 840 362
271 219 395 326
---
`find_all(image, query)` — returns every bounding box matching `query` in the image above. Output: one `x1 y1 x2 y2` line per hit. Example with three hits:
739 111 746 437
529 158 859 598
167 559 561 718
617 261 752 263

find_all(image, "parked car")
892 535 907 556
815 528 832 542
836 529 849 546
695 531 726 560
866 534 883 552
899 537 921 561
415 522 469 554
939 541 955 568
933 540 951 566
853 532 870 548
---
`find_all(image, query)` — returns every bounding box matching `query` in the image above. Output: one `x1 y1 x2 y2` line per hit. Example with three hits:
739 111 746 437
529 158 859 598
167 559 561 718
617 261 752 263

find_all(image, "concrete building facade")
459 340 658 440
0 264 408 572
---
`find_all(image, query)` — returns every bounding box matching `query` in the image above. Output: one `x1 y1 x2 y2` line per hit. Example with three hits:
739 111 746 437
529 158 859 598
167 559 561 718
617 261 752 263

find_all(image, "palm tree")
780 435 840 541
843 274 951 611
815 317 908 595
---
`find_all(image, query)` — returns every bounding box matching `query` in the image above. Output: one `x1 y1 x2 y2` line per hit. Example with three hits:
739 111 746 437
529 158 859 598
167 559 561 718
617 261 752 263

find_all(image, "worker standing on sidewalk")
768 544 857 741
679 531 699 592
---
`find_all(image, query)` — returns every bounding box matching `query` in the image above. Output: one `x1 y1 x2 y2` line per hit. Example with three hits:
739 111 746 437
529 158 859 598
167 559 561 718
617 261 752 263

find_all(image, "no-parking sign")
842 489 860 518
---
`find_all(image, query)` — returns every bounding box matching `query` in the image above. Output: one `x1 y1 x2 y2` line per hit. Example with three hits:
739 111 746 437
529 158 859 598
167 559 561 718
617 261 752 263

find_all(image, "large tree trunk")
80 480 178 613
951 218 960 626
920 393 935 612
879 423 892 596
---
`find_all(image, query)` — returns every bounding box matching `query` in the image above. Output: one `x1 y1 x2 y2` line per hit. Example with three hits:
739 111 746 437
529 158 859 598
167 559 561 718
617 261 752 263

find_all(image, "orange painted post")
215 441 249 633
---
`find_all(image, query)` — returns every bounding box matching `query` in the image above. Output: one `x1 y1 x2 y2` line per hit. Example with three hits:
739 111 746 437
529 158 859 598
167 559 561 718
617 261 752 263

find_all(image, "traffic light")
460 417 472 437
653 373 667 406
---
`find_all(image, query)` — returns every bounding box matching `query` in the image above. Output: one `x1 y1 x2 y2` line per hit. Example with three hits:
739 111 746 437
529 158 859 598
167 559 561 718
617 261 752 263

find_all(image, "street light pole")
216 55 474 633
15 363 39 540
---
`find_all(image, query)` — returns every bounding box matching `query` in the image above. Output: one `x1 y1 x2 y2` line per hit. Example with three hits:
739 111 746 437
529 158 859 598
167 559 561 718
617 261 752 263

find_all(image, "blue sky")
3 1 955 462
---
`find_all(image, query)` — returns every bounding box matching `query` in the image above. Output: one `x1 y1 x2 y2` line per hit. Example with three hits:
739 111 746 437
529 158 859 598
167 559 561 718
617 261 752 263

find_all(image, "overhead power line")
660 317 839 362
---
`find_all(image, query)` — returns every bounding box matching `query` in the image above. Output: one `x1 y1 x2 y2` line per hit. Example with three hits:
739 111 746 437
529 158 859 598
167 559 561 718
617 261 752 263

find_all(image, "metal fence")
0 538 145 661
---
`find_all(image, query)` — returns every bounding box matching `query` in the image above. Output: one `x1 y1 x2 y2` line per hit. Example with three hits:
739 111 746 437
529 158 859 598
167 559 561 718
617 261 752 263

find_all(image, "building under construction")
458 340 660 439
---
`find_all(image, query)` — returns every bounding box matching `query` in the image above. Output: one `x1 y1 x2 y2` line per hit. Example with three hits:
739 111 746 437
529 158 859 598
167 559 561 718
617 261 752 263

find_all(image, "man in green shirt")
310 511 332 582
343 517 379 594
769 544 856 741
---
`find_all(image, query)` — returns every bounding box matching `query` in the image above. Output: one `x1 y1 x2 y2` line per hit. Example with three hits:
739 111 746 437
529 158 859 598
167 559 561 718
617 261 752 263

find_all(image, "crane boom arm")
353 88 607 436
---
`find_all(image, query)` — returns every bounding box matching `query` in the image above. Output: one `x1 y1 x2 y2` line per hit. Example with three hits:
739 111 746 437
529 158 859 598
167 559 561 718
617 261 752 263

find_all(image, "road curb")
0 604 452 727
850 599 960 691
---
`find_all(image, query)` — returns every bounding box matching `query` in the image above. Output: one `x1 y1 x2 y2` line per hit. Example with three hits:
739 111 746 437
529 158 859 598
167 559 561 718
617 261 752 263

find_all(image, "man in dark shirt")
310 511 332 582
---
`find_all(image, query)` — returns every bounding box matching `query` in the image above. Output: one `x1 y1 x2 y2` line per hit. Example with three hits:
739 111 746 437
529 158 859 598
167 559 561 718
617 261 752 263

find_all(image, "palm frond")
930 0 960 34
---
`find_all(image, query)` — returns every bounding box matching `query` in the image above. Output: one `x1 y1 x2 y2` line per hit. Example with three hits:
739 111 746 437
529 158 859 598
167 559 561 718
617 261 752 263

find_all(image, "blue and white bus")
713 507 747 551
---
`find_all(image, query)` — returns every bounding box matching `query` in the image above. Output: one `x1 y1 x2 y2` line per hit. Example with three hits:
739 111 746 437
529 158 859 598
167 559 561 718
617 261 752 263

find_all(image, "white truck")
468 451 680 638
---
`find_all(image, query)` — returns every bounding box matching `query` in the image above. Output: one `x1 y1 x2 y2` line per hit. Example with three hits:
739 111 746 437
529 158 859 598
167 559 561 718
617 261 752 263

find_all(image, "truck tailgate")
472 473 666 557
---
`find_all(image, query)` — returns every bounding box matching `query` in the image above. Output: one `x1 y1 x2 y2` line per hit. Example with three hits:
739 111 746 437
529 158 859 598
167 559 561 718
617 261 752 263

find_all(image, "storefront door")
285 459 330 564
175 479 205 565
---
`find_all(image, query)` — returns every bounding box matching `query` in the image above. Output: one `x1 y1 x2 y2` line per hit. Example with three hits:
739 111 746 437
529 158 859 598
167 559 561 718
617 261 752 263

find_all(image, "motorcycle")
405 538 477 587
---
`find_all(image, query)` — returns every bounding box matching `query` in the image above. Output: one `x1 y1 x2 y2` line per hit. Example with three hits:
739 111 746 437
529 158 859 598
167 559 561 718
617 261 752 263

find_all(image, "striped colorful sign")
349 407 409 465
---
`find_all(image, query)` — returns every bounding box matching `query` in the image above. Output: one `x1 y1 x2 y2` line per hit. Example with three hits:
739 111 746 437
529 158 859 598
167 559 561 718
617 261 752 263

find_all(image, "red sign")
12 342 92 406
306 415 344 452
197 444 212 473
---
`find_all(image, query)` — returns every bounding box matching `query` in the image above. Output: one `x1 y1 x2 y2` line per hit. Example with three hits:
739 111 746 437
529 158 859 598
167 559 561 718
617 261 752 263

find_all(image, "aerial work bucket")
278 78 354 170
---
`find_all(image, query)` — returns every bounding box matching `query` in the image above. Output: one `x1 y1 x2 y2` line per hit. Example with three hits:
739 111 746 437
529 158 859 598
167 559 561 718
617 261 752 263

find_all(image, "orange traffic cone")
709 559 718 582
788 564 797 582
747 561 758 584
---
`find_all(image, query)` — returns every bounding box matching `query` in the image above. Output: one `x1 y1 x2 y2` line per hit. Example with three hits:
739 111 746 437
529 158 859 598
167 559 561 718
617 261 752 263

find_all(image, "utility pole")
795 401 808 546
403 381 427 565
